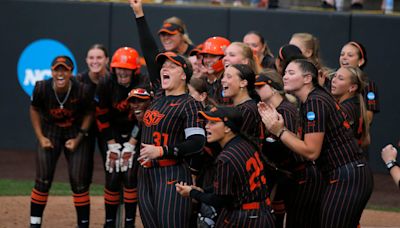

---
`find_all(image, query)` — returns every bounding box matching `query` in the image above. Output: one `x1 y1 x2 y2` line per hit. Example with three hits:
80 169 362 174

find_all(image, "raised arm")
129 0 161 87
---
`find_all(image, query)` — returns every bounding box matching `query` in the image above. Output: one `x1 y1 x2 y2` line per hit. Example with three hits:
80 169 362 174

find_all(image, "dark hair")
346 41 368 69
88 43 109 58
290 59 319 87
244 30 273 57
230 64 255 91
278 44 305 74
189 77 207 94
230 64 260 102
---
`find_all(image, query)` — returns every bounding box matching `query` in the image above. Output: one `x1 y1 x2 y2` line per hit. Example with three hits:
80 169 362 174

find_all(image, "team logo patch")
143 110 165 127
306 111 316 121
367 92 375 100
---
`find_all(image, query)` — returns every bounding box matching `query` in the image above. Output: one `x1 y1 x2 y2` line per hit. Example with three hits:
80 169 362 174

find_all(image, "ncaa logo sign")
17 39 77 96
307 111 316 121
367 92 375 100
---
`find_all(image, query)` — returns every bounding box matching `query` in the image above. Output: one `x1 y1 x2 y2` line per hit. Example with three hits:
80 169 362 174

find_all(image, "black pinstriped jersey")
236 99 261 146
214 136 269 207
300 87 362 172
140 93 204 156
31 78 93 129
364 80 379 113
95 74 140 141
76 71 103 99
262 99 303 168
340 96 363 145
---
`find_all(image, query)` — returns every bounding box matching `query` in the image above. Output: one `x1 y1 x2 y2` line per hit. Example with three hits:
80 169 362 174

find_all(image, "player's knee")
34 178 52 192
71 182 89 194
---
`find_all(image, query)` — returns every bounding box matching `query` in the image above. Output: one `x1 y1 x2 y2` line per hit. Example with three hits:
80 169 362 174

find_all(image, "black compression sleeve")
135 16 161 88
190 189 233 208
163 134 205 158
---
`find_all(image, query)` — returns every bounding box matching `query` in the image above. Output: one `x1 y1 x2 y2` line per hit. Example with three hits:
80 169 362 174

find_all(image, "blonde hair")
342 66 369 145
291 33 322 70
230 42 261 74
163 17 193 45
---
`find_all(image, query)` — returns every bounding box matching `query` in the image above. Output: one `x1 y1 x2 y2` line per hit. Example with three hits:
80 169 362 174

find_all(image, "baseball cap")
189 44 204 56
51 56 74 71
255 73 283 91
158 23 184 35
278 44 303 61
198 106 243 133
156 51 193 79
127 88 151 102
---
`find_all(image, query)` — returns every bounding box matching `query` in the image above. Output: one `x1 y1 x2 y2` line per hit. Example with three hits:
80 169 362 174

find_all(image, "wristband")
385 160 399 171
79 128 89 137
278 128 287 139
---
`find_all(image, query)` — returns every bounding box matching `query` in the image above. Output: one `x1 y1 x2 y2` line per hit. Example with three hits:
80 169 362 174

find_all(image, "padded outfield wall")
1 0 399 172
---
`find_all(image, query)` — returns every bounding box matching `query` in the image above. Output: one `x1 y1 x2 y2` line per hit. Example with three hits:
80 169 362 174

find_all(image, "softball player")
199 36 231 105
76 44 110 182
29 56 94 228
221 64 261 145
255 70 324 228
259 59 373 228
158 16 195 57
95 47 146 228
339 41 380 126
331 66 370 147
255 70 294 227
223 42 261 74
136 51 205 228
243 31 275 70
176 107 275 228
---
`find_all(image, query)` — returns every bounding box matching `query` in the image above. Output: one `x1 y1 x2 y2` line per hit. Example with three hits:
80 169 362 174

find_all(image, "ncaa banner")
17 39 77 96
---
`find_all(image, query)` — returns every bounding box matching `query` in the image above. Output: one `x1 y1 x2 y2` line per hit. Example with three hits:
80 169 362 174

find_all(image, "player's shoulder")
278 99 297 115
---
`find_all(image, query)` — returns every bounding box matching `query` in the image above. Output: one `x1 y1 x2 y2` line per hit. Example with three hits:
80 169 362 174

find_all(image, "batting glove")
120 142 136 172
106 143 122 173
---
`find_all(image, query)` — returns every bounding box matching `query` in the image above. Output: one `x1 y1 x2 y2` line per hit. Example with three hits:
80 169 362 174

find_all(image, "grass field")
1 178 399 213
0 179 104 196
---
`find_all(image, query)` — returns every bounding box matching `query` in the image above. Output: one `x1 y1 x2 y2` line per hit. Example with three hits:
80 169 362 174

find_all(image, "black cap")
255 74 283 91
51 56 74 71
198 106 243 133
156 51 193 79
158 22 184 35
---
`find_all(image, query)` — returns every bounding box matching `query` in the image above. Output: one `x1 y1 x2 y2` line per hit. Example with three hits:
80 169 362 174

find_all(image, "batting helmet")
200 37 230 56
110 47 141 70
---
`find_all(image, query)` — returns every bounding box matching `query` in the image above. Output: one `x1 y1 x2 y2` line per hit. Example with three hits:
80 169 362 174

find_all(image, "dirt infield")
1 196 399 228
1 149 399 227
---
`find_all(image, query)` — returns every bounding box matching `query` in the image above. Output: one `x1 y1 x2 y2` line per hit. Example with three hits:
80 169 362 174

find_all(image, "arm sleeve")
189 189 234 208
163 134 205 158
163 99 205 158
135 16 161 89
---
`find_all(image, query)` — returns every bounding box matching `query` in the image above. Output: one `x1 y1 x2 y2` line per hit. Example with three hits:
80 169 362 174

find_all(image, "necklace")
53 82 72 109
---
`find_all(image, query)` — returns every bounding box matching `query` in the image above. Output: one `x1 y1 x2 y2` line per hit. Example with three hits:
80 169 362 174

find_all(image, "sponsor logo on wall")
17 39 77 96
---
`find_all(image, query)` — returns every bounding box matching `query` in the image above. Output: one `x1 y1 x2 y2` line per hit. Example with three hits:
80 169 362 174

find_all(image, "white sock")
30 216 42 224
